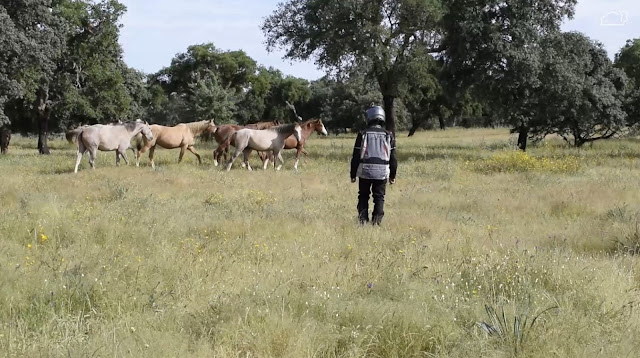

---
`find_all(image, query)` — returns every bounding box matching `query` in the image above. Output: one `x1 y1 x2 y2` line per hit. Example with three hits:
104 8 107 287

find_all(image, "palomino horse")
226 123 302 171
212 120 280 166
260 119 328 171
74 120 153 173
133 119 216 168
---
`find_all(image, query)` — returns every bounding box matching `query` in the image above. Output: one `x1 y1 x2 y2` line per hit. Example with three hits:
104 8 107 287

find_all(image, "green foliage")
615 39 640 87
263 0 447 131
1 0 141 140
149 47 312 125
188 70 237 123
534 32 628 146
0 0 66 125
307 75 381 131
615 39 640 126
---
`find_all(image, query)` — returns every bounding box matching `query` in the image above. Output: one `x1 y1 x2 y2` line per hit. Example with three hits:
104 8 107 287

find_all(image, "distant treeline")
1 1 639 153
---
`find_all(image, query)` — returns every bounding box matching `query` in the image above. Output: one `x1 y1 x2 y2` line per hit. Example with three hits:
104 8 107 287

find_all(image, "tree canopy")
1 0 639 153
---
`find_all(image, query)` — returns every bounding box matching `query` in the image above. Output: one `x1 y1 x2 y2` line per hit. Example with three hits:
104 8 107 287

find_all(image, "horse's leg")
294 148 302 172
213 145 221 166
187 146 202 165
262 151 270 170
243 148 253 171
136 144 148 167
120 147 130 166
74 141 86 174
275 150 284 171
178 145 186 163
149 146 156 169
226 148 243 171
130 147 137 166
89 148 97 170
115 151 120 166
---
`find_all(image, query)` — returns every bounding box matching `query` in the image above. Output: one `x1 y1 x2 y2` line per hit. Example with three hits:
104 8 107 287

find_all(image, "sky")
118 0 640 81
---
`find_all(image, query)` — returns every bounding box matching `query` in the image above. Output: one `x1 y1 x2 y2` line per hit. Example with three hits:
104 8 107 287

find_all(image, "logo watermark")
600 10 630 26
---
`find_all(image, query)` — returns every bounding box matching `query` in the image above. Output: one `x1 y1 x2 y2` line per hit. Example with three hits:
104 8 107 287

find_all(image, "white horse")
74 120 153 173
226 123 302 171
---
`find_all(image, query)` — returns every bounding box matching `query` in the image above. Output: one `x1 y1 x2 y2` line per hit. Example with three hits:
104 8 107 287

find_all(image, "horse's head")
140 121 154 141
205 119 217 134
312 119 328 136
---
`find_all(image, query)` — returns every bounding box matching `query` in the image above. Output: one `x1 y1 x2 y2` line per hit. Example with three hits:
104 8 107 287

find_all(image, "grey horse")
226 123 302 171
74 120 153 173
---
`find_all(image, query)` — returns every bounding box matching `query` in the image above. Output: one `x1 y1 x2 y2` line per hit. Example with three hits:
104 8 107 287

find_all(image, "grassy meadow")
1 128 640 357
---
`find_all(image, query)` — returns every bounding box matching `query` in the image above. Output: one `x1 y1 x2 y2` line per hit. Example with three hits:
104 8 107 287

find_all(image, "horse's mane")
271 123 298 133
301 119 321 127
123 121 138 132
183 120 211 134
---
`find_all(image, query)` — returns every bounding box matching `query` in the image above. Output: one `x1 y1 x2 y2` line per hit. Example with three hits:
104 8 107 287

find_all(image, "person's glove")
389 178 396 184
351 178 356 183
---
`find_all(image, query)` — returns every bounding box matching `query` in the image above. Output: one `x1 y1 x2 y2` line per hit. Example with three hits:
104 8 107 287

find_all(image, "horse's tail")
221 130 236 149
76 129 85 153
66 127 83 144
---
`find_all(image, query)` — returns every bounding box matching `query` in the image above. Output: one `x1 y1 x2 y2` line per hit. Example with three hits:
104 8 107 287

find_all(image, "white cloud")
563 0 640 57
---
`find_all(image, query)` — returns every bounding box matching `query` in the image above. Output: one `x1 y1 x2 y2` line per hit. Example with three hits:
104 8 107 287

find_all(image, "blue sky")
118 0 640 81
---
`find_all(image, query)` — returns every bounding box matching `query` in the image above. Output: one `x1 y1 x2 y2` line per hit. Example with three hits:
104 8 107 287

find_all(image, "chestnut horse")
226 123 302 171
259 119 328 171
212 120 280 166
134 119 216 168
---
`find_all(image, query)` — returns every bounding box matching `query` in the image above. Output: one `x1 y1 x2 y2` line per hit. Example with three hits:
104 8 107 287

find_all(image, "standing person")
350 105 397 225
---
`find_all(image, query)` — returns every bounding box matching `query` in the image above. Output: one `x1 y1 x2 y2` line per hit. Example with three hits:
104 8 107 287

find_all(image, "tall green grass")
0 128 639 357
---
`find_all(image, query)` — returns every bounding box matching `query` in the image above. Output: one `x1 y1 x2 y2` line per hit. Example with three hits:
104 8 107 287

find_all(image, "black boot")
372 215 383 226
358 210 369 225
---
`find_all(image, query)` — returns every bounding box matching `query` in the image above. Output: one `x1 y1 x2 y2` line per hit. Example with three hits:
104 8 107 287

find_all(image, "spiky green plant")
478 304 558 355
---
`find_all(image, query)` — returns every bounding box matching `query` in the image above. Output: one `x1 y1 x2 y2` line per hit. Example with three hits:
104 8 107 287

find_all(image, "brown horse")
259 119 328 170
134 119 216 168
212 120 280 166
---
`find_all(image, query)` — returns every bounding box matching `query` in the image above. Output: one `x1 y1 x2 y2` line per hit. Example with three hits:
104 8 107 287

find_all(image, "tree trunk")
383 95 395 133
408 118 421 137
37 87 51 155
517 126 529 151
